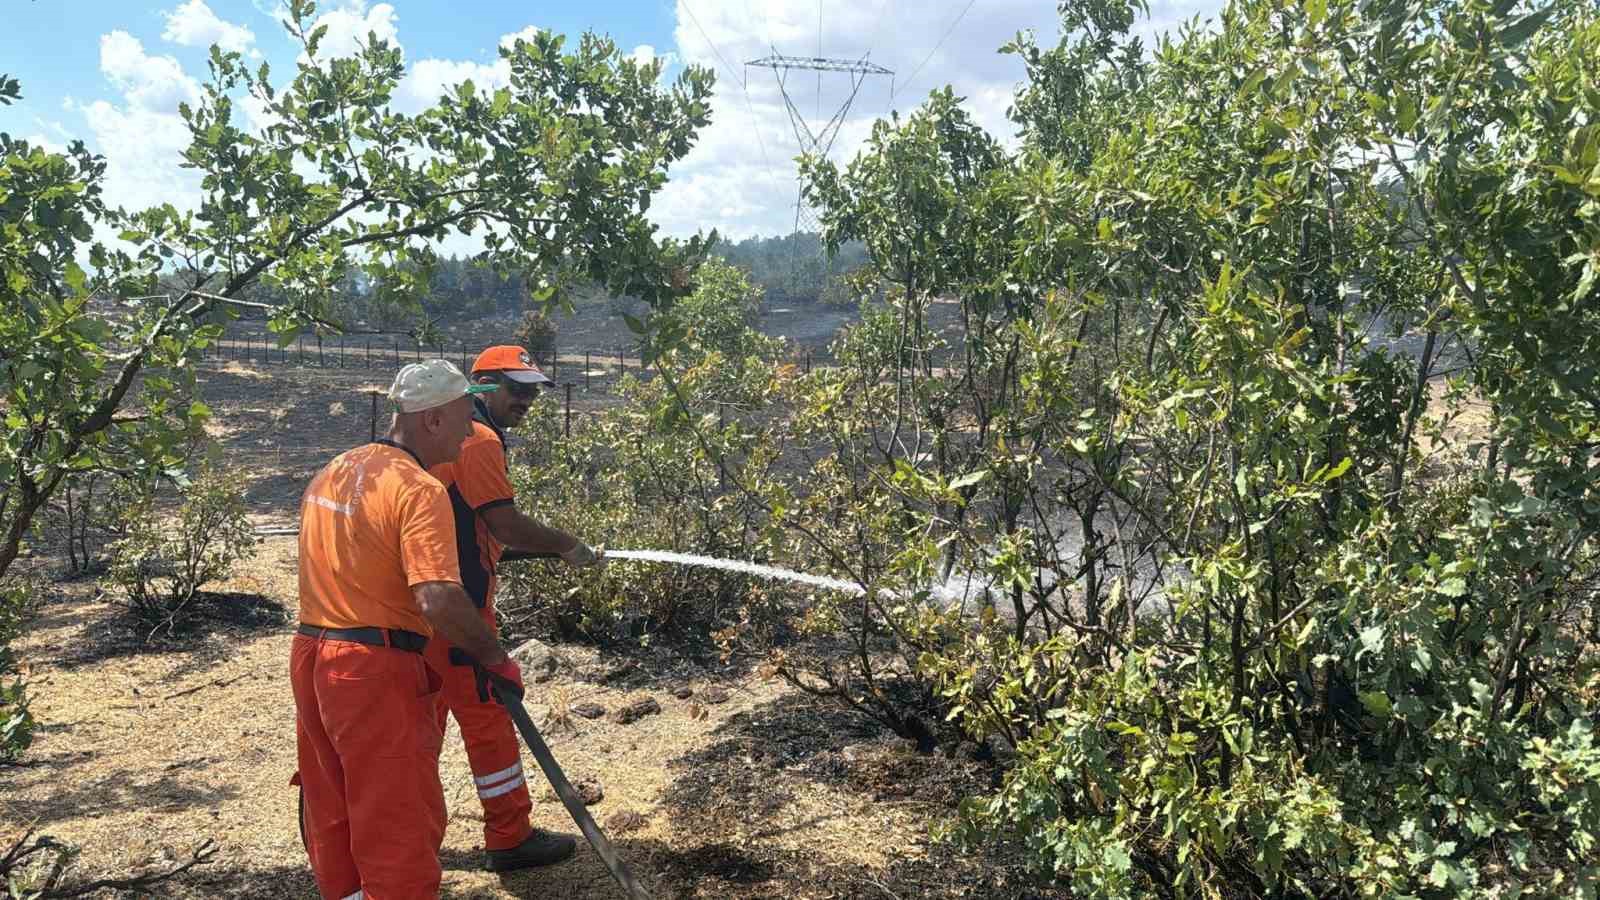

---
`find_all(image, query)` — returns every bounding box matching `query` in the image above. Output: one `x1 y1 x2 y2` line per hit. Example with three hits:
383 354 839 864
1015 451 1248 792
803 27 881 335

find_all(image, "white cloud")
162 0 258 56
394 25 553 116
66 0 1229 256
77 98 198 213
650 0 1222 239
303 1 400 61
70 31 205 217
21 133 68 155
499 26 544 50
629 43 678 72
99 30 202 112
249 0 287 21
396 57 510 114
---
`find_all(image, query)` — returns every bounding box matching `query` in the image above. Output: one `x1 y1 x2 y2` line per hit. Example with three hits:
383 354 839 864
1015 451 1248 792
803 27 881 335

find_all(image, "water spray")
602 549 866 595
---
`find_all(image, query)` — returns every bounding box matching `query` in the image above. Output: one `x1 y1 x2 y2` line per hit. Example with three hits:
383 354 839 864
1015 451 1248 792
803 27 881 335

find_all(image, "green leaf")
62 260 87 295
1323 457 1352 481
1396 94 1418 132
1499 6 1555 48
948 469 990 491
1359 690 1392 717
1428 859 1452 887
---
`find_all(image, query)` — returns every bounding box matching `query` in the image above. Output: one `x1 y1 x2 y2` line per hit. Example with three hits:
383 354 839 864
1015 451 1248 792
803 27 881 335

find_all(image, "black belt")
296 623 427 654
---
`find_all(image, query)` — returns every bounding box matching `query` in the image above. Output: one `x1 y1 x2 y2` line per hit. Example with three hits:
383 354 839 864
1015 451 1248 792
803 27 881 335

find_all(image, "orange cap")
470 345 553 385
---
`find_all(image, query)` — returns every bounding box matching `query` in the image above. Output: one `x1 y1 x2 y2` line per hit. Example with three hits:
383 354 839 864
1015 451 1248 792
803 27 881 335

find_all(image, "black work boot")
486 829 578 872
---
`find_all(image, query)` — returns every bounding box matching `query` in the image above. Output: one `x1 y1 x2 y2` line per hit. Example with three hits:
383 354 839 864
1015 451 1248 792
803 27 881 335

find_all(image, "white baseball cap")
388 359 498 413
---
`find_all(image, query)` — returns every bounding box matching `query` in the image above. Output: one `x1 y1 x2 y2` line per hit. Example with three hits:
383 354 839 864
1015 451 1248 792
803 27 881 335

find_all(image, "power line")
894 0 977 106
680 0 778 185
681 0 743 85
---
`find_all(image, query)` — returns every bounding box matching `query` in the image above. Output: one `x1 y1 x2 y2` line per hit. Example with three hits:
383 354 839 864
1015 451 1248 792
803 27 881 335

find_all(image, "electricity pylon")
746 52 892 286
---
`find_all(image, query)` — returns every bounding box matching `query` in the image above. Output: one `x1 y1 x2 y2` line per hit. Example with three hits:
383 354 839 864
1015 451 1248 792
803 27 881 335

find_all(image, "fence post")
370 391 379 442
563 383 573 437
339 337 344 369
584 351 590 390
318 335 325 368
617 348 624 377
805 349 812 374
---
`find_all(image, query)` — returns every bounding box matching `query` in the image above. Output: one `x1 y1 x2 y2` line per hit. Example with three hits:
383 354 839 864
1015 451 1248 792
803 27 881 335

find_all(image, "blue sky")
0 1 677 120
0 0 1221 241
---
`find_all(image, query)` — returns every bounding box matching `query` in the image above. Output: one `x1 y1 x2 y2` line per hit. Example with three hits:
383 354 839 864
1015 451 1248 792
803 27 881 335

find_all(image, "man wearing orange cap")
292 359 528 899
424 345 604 872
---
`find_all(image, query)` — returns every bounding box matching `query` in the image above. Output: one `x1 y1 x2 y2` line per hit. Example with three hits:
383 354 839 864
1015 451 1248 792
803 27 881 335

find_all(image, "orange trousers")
422 588 534 852
291 634 447 900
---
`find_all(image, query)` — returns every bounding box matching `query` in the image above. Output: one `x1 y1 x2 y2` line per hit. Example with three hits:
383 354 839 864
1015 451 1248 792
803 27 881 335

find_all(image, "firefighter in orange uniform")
423 345 604 871
291 359 526 899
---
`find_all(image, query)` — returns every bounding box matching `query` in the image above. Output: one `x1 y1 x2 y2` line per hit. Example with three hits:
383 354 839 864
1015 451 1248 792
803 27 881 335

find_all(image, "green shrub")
0 575 37 762
497 353 795 645
106 466 258 634
818 266 876 310
514 308 559 354
495 262 805 646
658 258 777 365
44 472 147 576
776 0 1600 891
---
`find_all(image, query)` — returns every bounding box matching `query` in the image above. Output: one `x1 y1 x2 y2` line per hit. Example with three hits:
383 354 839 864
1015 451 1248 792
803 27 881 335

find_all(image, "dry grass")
1 354 1049 899
3 536 1021 898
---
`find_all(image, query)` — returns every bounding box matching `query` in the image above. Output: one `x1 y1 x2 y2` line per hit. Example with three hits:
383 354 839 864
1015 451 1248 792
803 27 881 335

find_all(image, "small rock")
601 661 639 684
612 696 662 725
512 638 562 683
572 703 607 720
841 742 873 763
605 809 648 834
575 777 604 805
672 685 694 699
700 686 730 705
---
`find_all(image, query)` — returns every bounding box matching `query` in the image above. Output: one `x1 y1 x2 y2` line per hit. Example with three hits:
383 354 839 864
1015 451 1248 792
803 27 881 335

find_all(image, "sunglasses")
497 377 540 399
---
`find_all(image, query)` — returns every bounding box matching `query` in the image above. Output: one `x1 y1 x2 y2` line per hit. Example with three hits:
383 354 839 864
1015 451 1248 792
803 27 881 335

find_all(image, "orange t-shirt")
298 441 461 635
429 421 514 608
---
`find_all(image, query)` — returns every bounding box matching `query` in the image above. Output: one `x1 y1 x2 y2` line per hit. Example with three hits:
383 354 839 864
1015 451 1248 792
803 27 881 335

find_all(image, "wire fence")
199 329 834 385
197 329 835 448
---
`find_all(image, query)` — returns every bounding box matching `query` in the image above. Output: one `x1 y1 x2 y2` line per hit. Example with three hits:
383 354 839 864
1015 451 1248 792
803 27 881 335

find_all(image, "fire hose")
483 673 651 899
486 553 651 897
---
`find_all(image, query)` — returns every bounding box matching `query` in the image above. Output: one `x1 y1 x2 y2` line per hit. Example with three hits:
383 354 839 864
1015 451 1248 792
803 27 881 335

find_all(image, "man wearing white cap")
291 359 529 899
423 345 602 871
